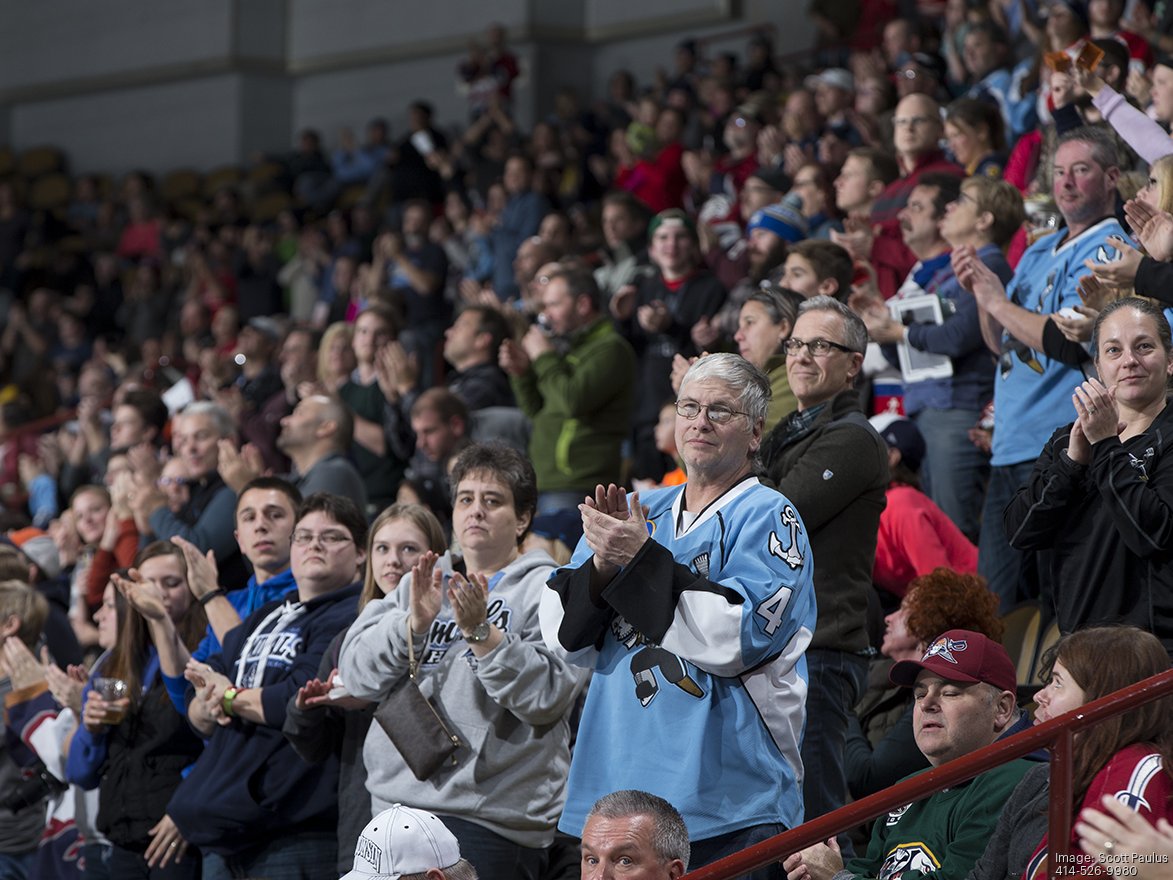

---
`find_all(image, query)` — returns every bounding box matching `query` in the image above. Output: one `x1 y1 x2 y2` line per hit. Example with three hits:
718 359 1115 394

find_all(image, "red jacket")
873 483 977 597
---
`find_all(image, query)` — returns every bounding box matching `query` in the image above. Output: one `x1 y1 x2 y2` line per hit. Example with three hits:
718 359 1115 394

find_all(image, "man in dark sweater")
441 304 515 411
761 296 889 829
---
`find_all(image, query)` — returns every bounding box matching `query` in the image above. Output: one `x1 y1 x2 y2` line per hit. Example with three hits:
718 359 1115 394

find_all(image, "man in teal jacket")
500 265 636 513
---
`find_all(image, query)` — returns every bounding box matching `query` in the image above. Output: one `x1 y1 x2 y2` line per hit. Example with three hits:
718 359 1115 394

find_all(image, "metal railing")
683 668 1173 879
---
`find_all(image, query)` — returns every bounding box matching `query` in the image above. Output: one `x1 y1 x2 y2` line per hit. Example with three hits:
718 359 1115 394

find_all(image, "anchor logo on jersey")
768 505 805 570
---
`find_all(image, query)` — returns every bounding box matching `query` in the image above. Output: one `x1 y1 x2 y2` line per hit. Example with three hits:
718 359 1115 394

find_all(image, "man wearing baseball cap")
806 69 863 147
343 804 477 880
785 630 1033 880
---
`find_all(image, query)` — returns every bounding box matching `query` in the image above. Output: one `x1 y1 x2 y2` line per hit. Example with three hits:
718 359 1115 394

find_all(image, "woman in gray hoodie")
338 443 588 880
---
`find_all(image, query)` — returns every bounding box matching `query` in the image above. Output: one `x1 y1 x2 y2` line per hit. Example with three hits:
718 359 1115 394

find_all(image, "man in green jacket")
500 265 636 513
784 631 1032 880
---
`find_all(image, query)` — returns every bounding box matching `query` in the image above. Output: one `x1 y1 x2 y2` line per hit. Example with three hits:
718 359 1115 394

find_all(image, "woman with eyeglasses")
339 444 587 880
282 502 447 878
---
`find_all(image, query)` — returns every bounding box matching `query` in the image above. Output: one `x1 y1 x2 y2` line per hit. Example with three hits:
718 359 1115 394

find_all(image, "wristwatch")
464 621 491 644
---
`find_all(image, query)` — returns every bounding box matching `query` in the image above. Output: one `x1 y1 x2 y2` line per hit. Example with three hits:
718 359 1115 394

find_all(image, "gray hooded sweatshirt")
338 549 587 847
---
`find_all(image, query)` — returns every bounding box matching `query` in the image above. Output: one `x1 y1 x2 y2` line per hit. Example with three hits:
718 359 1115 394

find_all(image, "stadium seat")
1000 601 1041 687
27 173 71 211
160 169 203 204
16 145 65 178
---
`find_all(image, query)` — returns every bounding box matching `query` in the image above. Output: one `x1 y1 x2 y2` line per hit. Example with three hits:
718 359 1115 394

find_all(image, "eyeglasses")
292 530 353 548
893 115 935 127
784 337 857 357
157 477 189 488
675 400 749 425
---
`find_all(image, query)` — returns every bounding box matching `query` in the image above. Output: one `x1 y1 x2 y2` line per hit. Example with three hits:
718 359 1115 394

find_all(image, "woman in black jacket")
67 542 207 878
1005 297 1173 655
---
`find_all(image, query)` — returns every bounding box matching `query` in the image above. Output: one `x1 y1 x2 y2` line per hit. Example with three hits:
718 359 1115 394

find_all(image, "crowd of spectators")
2 4 1173 879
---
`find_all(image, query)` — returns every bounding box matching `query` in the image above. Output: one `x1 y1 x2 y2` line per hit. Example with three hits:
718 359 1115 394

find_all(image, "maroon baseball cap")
890 629 1017 693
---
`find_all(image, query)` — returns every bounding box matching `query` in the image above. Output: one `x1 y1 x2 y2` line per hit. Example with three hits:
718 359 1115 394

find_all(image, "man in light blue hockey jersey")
952 125 1130 613
541 353 816 880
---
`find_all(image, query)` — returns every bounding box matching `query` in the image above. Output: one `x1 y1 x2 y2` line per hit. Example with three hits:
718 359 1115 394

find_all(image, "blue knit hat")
746 200 808 244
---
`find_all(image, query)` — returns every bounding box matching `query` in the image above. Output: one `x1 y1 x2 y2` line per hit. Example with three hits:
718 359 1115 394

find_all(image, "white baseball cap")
342 804 463 879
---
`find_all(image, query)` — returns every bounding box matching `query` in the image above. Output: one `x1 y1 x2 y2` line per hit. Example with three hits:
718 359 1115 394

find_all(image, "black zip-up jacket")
97 679 203 851
1005 401 1173 654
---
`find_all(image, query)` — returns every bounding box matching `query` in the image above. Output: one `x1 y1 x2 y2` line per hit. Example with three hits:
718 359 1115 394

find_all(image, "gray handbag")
373 619 463 780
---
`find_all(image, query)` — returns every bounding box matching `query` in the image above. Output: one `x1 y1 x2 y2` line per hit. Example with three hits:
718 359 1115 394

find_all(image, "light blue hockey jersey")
993 217 1127 466
540 476 817 840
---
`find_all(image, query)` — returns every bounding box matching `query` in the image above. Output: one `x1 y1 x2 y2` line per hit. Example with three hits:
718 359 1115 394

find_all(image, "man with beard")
700 167 792 294
693 199 809 350
833 93 962 299
863 175 1021 542
745 201 808 285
